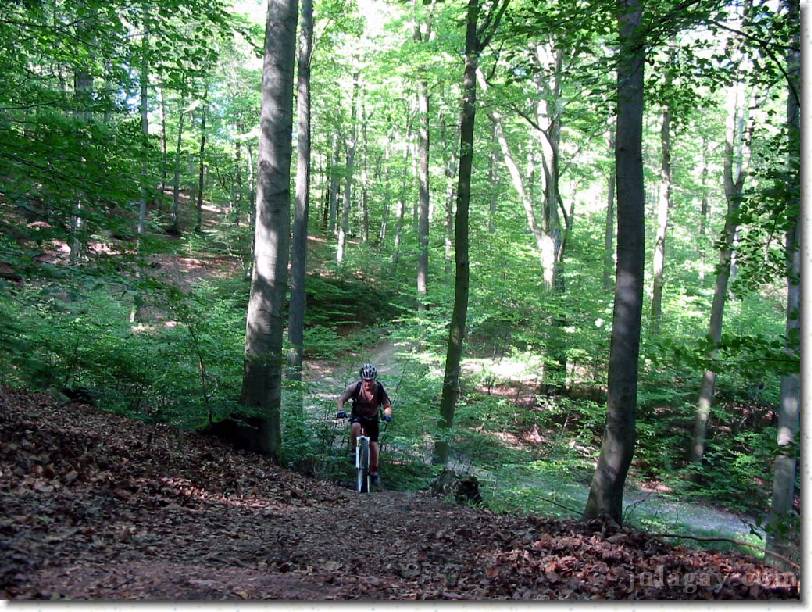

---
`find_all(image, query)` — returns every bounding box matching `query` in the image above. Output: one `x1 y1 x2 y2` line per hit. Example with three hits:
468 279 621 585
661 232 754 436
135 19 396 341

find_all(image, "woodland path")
0 387 797 600
303 339 764 548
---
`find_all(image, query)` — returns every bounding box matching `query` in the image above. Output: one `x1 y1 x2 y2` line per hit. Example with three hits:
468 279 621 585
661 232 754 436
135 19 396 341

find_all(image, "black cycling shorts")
350 415 380 442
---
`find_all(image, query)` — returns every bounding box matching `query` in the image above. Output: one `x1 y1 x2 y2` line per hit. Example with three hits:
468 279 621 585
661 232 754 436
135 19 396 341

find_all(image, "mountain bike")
336 411 390 493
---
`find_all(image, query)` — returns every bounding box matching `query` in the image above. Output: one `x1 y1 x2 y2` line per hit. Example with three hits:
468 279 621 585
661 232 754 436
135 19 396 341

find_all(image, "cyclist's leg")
366 418 381 478
350 421 362 454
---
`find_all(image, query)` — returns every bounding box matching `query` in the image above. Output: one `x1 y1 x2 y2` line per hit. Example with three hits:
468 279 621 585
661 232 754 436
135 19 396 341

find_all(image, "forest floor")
0 386 800 601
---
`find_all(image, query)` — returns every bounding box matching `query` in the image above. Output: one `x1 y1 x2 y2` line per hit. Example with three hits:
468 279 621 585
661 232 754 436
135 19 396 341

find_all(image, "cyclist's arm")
337 384 355 411
380 389 392 418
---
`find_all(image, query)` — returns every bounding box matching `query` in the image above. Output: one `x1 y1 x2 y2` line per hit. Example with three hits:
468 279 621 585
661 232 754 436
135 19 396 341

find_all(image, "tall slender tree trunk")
416 79 430 309
138 9 150 237
603 126 616 290
444 149 456 275
583 0 645 524
392 136 410 271
170 99 186 235
434 0 485 466
328 130 340 235
487 122 498 233
160 87 168 195
287 0 313 408
337 73 358 265
234 126 243 226
241 0 299 461
650 105 672 334
691 80 750 464
195 84 209 234
70 64 93 263
699 134 709 281
360 95 370 243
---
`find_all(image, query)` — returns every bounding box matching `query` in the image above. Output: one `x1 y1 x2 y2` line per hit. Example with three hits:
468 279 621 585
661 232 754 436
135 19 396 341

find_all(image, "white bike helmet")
359 363 378 380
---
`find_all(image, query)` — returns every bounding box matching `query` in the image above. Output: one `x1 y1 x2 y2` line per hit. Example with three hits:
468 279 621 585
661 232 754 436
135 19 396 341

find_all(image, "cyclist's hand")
336 410 347 419
382 414 392 423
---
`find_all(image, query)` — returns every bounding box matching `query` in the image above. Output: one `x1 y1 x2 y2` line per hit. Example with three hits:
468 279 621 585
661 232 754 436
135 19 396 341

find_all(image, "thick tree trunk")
650 106 671 334
241 0 299 461
766 0 800 567
583 0 645 524
195 85 209 234
603 126 616 290
170 101 186 235
337 73 358 265
286 0 313 406
434 0 479 466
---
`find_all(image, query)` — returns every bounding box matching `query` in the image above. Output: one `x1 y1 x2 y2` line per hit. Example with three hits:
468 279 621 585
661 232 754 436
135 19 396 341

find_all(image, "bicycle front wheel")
356 438 370 493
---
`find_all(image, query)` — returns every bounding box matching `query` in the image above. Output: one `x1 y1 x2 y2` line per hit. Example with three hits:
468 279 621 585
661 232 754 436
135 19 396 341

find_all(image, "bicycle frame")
355 431 371 493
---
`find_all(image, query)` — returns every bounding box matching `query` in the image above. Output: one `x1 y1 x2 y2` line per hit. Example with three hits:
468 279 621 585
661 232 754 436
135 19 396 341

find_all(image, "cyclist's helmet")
359 363 378 381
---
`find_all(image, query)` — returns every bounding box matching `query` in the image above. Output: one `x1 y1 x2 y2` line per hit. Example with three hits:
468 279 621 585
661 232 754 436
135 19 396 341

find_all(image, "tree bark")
336 72 358 265
583 0 645 524
766 0 800 566
234 126 243 226
160 87 168 195
650 106 672 334
241 0 299 461
487 121 498 233
287 0 313 407
699 134 709 281
328 130 340 235
434 0 481 466
360 94 370 244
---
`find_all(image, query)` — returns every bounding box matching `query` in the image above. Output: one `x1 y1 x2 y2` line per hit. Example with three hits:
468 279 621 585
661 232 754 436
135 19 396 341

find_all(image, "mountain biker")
336 363 392 487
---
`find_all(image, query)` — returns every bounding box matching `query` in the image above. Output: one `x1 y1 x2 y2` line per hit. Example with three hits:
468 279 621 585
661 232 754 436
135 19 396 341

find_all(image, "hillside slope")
0 387 799 600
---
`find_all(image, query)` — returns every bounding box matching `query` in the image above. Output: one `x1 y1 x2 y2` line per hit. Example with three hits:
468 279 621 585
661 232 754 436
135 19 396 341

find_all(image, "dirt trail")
306 341 763 548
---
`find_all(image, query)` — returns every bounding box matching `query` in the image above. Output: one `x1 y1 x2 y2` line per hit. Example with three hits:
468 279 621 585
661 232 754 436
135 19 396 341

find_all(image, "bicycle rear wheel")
356 438 370 493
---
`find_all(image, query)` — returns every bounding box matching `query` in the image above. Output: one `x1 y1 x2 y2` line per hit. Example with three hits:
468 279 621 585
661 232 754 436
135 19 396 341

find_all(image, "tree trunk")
138 10 149 237
195 84 209 234
160 87 168 195
488 107 548 280
487 121 498 233
392 135 410 271
699 134 709 281
234 127 243 226
337 72 358 265
766 0 800 567
603 126 616 291
240 0 299 461
434 0 480 466
691 78 750 464
360 95 370 244
650 106 671 334
416 79 430 309
70 64 93 263
170 99 186 235
328 130 340 235
444 149 456 275
583 0 645 524
286 0 313 408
